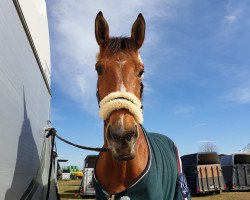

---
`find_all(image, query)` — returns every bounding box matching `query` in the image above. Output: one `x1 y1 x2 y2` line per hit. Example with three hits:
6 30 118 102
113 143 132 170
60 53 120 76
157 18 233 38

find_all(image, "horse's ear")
131 13 145 49
95 11 109 47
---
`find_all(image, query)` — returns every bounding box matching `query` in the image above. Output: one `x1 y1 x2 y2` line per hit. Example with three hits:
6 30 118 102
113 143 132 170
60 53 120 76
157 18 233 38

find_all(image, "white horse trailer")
79 155 98 198
0 0 58 199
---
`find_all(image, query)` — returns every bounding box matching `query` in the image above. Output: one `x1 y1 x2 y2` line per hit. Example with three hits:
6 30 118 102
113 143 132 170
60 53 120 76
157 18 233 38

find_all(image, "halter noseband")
96 83 144 124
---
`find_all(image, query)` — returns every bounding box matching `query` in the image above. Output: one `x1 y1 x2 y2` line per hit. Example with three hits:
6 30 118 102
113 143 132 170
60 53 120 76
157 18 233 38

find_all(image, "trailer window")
198 153 220 165
234 154 250 164
85 157 98 168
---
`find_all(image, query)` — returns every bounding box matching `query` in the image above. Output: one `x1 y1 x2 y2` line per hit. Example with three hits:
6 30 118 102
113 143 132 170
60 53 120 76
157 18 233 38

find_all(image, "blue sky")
46 0 250 168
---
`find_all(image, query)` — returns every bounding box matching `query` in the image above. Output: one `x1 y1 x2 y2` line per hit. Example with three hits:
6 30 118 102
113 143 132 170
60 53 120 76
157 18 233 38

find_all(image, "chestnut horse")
93 11 190 200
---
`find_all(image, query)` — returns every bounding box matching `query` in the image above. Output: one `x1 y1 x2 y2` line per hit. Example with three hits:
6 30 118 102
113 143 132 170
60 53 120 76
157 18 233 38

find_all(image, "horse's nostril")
107 124 139 143
126 130 138 142
107 127 121 142
126 134 132 141
113 134 120 142
126 133 134 141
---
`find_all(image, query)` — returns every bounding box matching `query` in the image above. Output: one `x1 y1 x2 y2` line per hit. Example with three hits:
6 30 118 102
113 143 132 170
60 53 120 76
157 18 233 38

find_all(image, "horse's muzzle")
106 125 138 161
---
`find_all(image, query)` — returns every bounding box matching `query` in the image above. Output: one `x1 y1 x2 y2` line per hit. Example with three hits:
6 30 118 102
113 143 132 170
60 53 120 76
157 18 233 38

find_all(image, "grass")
58 180 250 200
192 191 250 200
58 179 82 199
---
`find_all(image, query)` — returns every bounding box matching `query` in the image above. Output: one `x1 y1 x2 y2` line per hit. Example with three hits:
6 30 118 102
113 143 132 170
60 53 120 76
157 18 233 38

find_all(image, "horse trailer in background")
181 152 225 195
220 153 250 190
79 155 98 198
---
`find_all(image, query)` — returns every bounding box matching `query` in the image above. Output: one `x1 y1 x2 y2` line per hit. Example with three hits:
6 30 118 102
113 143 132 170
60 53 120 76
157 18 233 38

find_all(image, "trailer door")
198 164 224 192
234 164 250 188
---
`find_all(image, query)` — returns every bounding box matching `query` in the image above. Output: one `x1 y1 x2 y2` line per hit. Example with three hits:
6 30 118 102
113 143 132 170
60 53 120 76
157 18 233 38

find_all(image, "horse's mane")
102 37 137 55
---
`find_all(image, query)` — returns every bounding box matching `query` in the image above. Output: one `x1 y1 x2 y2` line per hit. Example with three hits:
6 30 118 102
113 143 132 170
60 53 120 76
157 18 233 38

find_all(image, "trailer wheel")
215 190 221 194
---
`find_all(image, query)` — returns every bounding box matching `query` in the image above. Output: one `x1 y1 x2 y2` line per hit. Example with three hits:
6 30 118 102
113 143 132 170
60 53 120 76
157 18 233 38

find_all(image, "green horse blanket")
93 128 191 200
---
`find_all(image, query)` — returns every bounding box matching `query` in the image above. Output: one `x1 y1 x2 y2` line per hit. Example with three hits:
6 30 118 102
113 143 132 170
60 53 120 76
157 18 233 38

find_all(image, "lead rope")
46 127 57 200
45 128 109 152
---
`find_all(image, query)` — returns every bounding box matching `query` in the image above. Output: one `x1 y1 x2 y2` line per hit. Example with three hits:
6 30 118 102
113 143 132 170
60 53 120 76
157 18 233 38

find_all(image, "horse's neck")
95 125 149 194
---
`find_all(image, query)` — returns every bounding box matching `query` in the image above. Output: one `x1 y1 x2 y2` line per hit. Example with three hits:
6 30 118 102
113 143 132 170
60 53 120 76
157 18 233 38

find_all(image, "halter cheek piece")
96 82 144 124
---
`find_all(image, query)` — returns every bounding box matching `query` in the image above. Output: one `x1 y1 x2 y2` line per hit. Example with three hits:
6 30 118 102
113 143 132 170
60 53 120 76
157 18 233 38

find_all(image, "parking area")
192 191 250 200
58 180 85 199
58 179 250 200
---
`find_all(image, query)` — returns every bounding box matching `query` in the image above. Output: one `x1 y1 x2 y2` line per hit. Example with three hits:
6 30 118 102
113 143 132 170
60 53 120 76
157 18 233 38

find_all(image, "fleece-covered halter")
99 91 143 124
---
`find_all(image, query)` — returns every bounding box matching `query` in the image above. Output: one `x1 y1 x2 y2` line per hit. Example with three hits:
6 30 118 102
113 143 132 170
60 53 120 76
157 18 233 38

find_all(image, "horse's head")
95 11 145 161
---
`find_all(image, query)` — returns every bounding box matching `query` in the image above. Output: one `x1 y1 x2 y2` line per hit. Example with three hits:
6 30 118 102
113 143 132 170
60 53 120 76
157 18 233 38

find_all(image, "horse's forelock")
102 37 137 55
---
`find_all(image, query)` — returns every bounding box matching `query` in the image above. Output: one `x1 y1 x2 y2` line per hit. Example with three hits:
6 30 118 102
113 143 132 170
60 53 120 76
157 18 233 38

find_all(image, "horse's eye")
138 70 144 77
96 65 103 76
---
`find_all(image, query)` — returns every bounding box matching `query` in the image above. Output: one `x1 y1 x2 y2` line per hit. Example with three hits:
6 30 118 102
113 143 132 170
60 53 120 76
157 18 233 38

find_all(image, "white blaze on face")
117 114 125 133
116 60 127 92
119 114 124 127
120 83 126 92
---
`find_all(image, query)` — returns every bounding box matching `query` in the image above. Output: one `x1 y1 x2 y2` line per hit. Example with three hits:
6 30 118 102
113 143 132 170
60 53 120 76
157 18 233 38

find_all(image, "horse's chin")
112 152 135 161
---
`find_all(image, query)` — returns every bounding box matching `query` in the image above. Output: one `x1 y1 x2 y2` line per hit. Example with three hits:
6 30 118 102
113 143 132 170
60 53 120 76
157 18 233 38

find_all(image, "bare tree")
240 143 250 153
199 142 218 153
